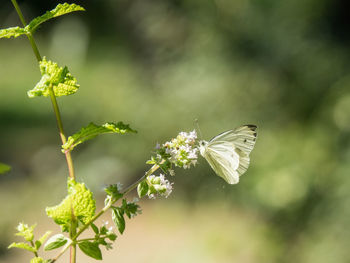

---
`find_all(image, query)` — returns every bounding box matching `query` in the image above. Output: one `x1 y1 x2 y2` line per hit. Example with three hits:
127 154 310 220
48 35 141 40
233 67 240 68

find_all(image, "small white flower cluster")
102 220 114 233
16 223 35 241
100 220 116 250
163 130 198 169
17 222 29 232
147 174 173 199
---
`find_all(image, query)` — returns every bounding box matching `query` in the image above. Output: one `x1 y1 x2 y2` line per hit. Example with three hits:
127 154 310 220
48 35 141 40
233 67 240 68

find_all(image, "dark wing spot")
245 124 257 130
244 139 247 143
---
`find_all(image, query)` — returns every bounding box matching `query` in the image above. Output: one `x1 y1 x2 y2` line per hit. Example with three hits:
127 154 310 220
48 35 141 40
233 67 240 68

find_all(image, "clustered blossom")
147 174 173 199
15 223 35 242
143 131 198 200
102 220 114 234
162 130 198 169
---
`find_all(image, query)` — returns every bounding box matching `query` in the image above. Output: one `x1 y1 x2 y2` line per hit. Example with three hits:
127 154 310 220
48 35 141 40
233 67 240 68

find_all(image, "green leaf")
46 178 96 232
122 200 141 219
146 157 156 165
28 57 79 98
99 239 107 246
91 223 99 235
159 160 172 174
44 234 68 251
137 181 149 198
112 208 125 234
26 3 85 33
8 242 36 252
30 257 45 263
35 231 52 250
104 184 123 201
78 241 102 260
62 122 137 152
34 258 53 263
30 257 52 263
0 26 27 39
0 162 11 174
107 233 117 241
99 226 108 235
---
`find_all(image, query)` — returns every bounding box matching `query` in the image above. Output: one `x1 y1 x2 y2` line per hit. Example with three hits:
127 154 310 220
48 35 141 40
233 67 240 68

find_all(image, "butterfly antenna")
194 119 203 140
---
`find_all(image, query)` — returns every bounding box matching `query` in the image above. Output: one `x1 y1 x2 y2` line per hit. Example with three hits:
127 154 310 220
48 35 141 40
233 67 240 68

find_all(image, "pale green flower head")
15 223 36 242
147 174 173 199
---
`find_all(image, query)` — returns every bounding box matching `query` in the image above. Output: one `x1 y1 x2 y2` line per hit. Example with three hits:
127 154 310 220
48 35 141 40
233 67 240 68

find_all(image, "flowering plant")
0 2 252 263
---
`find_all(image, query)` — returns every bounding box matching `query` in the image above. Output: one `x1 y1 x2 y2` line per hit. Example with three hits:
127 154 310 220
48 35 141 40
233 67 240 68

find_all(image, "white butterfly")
199 125 257 184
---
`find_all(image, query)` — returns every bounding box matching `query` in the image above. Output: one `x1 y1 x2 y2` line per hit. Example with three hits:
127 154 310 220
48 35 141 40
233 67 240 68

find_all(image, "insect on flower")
199 125 257 184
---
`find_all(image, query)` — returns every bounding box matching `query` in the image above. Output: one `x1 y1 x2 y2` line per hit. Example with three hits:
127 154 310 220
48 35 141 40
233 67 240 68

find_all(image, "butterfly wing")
202 125 257 183
202 141 241 184
210 125 257 155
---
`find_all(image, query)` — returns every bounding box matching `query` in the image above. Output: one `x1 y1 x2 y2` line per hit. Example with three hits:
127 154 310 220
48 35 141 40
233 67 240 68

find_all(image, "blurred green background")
1 0 350 262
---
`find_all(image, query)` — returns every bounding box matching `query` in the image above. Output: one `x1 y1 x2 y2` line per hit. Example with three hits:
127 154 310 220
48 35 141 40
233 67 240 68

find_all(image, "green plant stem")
76 238 98 242
70 212 77 263
11 1 77 262
30 241 39 257
10 0 75 180
10 0 41 61
51 164 160 262
49 90 75 179
77 235 109 242
51 240 73 263
10 0 25 26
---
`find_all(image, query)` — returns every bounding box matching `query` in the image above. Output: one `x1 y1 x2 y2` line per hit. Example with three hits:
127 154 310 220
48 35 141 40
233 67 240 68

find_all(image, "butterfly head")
198 140 208 156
